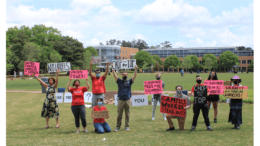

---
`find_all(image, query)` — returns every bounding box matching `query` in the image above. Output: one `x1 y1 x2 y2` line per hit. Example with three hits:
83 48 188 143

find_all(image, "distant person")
19 71 23 79
111 64 138 132
234 69 237 73
152 73 166 121
181 69 184 77
32 70 60 129
206 71 219 123
228 75 243 129
67 77 90 133
92 97 111 134
14 71 16 78
89 62 110 107
191 75 213 131
241 69 243 73
247 70 249 74
166 85 191 131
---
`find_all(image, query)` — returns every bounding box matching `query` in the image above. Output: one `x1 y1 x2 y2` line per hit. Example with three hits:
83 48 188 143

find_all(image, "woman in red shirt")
92 97 111 134
67 78 90 133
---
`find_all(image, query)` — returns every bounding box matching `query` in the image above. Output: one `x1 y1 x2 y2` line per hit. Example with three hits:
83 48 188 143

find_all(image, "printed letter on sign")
160 95 187 117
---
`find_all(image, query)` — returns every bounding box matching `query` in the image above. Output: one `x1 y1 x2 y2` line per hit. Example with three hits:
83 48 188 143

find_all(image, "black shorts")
207 95 219 102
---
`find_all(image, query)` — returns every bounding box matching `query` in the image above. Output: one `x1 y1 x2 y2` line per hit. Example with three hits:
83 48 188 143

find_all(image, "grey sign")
47 62 71 73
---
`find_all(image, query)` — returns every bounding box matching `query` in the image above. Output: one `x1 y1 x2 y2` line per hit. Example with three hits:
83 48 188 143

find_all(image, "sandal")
55 125 60 129
44 125 49 129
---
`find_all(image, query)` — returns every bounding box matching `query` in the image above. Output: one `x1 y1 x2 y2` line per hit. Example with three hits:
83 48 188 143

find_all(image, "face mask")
196 80 202 84
123 76 127 80
98 102 102 105
75 83 79 87
49 81 53 84
156 77 161 80
96 73 100 78
233 80 238 84
177 90 182 94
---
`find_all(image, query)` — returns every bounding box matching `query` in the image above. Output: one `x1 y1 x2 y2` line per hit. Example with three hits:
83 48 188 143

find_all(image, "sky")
6 0 254 49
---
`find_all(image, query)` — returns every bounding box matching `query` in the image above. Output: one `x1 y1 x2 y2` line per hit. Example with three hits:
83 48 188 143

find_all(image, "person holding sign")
111 63 138 132
206 71 219 123
166 85 191 131
191 75 213 131
152 73 166 121
92 97 111 134
89 62 110 107
228 75 243 129
67 77 90 133
32 70 60 129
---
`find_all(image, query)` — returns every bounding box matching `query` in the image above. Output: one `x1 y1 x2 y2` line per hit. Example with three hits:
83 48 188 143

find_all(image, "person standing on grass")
228 75 243 130
19 71 23 79
67 77 90 133
89 62 110 107
92 97 111 134
111 63 138 132
166 85 191 131
181 69 184 77
152 73 166 121
14 71 16 78
206 71 219 123
191 75 213 131
32 70 60 129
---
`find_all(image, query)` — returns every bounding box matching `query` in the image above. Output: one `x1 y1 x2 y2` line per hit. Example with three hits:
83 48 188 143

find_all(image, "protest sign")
204 80 224 95
224 81 231 86
114 94 119 106
91 56 107 64
64 92 72 103
55 93 64 103
47 62 71 73
144 80 163 94
160 95 187 118
70 70 88 79
24 61 40 76
132 95 148 106
112 59 136 70
152 94 169 106
223 86 248 99
194 86 208 104
93 110 109 119
84 92 93 103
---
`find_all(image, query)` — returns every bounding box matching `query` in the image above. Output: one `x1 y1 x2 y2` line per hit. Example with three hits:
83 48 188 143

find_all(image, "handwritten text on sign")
24 61 40 76
194 86 208 104
70 70 88 79
204 80 224 95
224 86 248 99
93 110 109 119
144 80 163 94
160 95 187 118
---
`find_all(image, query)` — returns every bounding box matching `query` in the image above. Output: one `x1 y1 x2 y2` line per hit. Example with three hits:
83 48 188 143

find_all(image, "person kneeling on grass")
92 97 111 134
166 85 191 131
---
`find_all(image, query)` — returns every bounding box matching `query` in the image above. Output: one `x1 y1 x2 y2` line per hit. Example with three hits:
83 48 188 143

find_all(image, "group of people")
32 62 243 134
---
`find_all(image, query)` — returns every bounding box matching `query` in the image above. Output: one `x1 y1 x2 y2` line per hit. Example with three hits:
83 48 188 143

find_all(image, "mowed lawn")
7 92 253 146
6 72 254 91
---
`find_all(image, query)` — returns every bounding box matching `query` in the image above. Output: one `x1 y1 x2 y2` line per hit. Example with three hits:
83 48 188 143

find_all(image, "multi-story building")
143 46 254 72
92 45 121 63
120 47 139 60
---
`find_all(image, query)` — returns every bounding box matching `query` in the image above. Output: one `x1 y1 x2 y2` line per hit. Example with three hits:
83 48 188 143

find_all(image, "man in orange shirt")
191 75 213 131
89 62 109 107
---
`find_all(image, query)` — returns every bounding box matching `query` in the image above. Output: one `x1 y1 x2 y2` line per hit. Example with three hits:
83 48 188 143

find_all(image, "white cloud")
135 34 147 41
70 0 111 9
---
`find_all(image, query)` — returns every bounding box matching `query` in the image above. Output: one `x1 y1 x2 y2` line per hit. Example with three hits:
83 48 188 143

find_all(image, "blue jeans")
94 122 111 134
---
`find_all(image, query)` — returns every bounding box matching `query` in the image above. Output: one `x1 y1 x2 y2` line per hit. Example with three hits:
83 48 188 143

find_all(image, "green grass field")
6 92 253 146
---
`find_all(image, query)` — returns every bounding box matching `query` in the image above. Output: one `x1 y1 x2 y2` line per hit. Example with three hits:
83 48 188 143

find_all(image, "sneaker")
207 127 213 131
114 127 120 132
76 129 80 133
125 127 130 131
166 127 175 131
152 117 155 120
94 128 97 132
164 117 167 121
214 119 217 123
84 129 88 132
191 126 196 131
232 124 237 129
236 125 240 130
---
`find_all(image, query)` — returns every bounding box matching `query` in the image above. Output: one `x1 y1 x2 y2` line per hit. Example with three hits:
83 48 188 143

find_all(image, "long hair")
207 71 218 80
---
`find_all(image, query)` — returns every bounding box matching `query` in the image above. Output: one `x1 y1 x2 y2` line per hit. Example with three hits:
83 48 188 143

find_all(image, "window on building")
242 60 246 64
126 57 127 59
123 57 125 59
239 60 241 64
199 60 202 64
247 60 251 64
123 51 124 54
126 51 127 54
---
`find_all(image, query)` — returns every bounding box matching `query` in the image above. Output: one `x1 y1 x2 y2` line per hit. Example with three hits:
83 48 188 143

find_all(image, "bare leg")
56 118 59 128
207 101 211 109
45 117 49 129
166 114 174 128
213 102 218 119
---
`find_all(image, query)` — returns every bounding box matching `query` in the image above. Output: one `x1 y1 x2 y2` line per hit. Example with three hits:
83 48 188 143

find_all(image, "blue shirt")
181 70 183 73
117 78 133 100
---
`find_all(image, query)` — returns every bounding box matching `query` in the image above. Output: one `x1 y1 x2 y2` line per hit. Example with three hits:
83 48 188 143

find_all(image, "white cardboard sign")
151 94 169 106
55 93 64 103
112 59 136 70
47 62 71 73
84 92 93 103
64 92 72 103
132 95 148 106
114 94 119 106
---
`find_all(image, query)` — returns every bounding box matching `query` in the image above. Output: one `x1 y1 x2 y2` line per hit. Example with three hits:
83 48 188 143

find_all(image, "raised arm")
54 70 60 89
32 73 48 89
67 78 72 91
132 65 138 82
111 63 118 82
89 62 93 78
86 77 90 90
103 62 110 78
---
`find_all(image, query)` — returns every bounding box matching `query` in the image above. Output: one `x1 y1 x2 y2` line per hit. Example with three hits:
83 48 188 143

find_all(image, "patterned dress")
41 85 59 119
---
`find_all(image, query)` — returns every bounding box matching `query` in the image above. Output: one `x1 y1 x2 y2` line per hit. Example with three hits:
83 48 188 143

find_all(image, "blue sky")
6 0 254 49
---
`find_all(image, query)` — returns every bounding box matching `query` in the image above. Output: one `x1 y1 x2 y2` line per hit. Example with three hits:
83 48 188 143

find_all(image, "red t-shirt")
69 87 88 106
191 84 210 93
91 76 106 94
93 106 106 124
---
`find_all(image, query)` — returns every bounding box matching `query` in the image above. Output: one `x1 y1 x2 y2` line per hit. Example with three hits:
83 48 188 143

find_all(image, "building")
92 45 121 63
143 46 254 72
120 47 139 60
